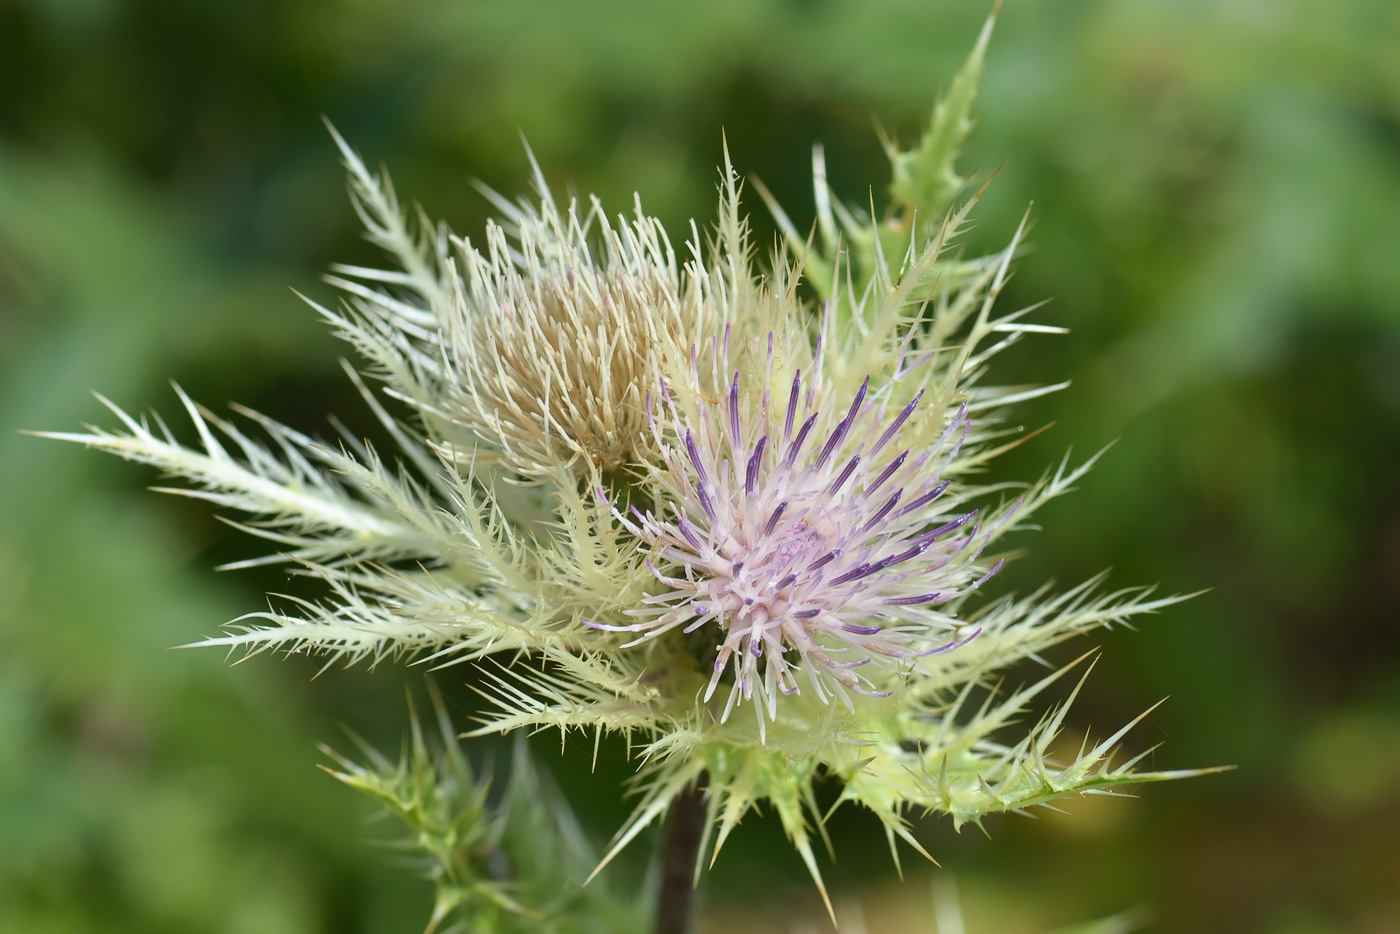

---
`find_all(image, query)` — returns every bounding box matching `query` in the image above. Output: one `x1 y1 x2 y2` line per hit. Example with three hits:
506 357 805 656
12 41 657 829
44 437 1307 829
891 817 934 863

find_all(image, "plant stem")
654 774 707 934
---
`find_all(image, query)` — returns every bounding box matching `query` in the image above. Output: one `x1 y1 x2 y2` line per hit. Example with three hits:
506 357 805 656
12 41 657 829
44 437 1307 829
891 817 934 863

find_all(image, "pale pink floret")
594 336 1014 726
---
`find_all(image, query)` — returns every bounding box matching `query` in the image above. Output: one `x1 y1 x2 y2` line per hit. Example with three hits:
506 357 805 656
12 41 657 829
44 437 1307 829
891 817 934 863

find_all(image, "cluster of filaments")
598 335 1007 728
441 195 702 477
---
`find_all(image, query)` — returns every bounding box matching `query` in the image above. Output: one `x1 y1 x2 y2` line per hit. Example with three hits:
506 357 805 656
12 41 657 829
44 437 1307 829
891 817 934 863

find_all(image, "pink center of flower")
590 339 1013 733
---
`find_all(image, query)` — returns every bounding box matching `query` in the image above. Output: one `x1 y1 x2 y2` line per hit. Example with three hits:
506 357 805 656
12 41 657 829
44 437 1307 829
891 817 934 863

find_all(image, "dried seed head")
444 192 705 478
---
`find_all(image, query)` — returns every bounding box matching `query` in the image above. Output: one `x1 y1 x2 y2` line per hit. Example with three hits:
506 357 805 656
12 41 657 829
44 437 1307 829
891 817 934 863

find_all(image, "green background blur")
3 1 1398 931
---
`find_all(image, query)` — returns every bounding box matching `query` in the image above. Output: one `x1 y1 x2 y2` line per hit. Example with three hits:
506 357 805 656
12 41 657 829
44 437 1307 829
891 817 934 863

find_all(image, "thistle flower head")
599 336 1007 725
442 182 705 477
47 12 1216 920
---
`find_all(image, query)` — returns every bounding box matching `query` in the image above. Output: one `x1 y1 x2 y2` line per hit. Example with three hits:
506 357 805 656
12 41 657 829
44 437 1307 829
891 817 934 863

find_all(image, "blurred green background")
3 0 1398 931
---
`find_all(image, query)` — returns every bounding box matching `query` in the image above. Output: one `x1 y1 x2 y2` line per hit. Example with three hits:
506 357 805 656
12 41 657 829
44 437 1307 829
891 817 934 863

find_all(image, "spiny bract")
48 12 1207 920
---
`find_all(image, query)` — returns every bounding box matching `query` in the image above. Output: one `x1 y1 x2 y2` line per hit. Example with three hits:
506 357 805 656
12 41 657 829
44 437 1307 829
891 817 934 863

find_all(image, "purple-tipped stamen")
896 480 952 517
925 523 981 572
882 592 941 606
728 371 742 445
893 351 934 380
763 501 788 535
871 388 924 456
782 413 819 469
685 430 709 486
869 540 932 573
784 371 801 441
866 450 907 497
828 454 860 495
815 377 868 469
696 483 715 521
830 562 874 586
860 489 903 532
912 627 982 657
915 509 978 544
745 436 767 495
964 558 1005 593
676 516 702 549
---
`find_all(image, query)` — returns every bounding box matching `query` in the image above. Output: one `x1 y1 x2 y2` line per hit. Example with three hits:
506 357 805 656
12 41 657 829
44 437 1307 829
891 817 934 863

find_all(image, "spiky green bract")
757 9 997 302
44 10 1209 917
323 691 646 934
885 10 994 236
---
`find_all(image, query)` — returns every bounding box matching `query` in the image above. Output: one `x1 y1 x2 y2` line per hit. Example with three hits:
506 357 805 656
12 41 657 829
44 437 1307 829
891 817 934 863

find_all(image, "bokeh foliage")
2 1 1398 931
